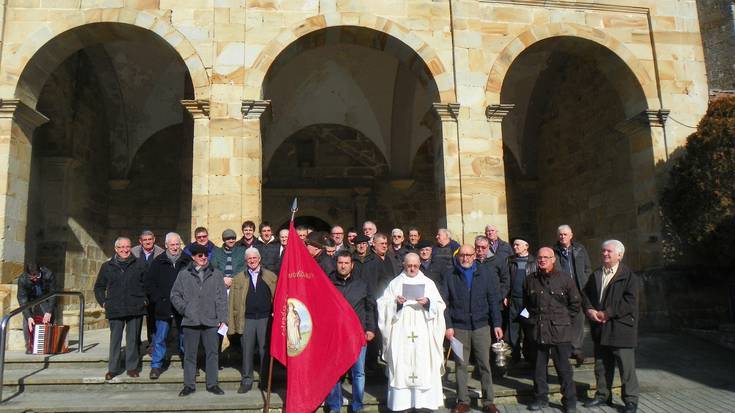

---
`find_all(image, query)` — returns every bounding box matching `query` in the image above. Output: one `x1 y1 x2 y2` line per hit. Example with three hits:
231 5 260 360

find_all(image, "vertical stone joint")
181 99 210 119
242 100 271 119
432 103 461 122
485 104 515 122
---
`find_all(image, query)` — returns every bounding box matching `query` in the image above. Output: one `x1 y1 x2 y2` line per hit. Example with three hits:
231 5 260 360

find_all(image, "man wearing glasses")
184 226 216 260
524 247 581 413
442 245 504 413
171 244 228 396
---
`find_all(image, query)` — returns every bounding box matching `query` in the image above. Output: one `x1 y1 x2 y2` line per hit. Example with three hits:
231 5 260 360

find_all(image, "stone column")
0 99 48 283
241 100 270 226
181 99 211 235
432 103 463 242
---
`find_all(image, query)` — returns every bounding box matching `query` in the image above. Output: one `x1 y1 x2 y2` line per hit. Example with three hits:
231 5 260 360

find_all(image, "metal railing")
0 291 85 401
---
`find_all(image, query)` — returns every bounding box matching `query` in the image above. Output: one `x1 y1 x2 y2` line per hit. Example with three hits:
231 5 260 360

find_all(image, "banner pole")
264 356 275 413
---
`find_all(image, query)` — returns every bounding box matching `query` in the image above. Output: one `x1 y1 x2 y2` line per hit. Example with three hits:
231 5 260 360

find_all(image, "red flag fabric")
270 222 366 413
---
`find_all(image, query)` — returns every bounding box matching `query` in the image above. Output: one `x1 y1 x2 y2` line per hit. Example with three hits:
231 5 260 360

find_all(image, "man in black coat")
583 240 640 413
553 224 592 364
17 263 56 353
506 237 537 364
360 233 400 297
254 221 281 272
523 247 580 413
442 245 504 413
146 232 191 379
416 240 443 285
325 250 375 413
94 237 147 380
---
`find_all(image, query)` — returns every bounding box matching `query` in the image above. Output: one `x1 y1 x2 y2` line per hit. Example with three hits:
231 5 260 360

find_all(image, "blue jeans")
326 345 366 412
151 318 184 369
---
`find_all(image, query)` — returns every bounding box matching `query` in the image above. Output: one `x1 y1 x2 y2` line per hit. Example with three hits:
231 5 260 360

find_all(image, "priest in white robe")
377 252 447 411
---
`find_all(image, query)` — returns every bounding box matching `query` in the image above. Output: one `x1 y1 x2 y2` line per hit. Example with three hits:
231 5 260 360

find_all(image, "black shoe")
563 404 577 413
179 386 195 397
207 385 225 395
622 402 637 413
528 400 549 411
584 396 612 408
238 382 253 394
149 368 161 380
573 352 585 367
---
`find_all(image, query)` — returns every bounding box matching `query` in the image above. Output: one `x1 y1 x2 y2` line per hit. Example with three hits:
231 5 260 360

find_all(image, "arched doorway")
261 26 443 235
23 23 194 292
501 36 658 268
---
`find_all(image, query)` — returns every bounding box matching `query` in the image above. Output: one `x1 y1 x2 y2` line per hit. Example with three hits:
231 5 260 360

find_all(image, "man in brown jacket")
583 240 639 413
227 247 277 394
523 247 581 413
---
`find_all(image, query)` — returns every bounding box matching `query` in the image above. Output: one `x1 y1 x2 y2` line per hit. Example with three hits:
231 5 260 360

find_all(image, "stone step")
0 366 614 412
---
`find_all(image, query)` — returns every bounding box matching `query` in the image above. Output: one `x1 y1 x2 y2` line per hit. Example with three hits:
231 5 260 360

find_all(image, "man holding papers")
378 253 446 411
441 245 504 413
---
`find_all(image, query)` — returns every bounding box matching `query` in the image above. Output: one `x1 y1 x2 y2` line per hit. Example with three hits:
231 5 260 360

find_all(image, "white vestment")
377 271 446 411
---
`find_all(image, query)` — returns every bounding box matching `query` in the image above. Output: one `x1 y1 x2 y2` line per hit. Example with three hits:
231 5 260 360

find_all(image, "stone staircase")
0 329 616 412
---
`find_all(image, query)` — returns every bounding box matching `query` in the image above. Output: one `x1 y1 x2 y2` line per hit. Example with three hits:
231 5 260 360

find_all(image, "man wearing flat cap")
506 236 537 364
305 231 336 277
416 240 443 285
212 229 246 289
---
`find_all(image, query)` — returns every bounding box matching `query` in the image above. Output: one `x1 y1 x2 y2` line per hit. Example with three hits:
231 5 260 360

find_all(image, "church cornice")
181 99 210 119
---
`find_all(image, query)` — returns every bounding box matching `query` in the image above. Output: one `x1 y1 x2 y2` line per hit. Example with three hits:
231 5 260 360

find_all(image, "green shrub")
660 96 735 267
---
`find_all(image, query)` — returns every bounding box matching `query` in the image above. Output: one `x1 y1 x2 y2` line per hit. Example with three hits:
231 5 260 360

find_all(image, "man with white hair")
433 228 461 273
553 224 592 365
583 240 639 413
390 228 409 262
362 220 378 244
485 224 513 261
227 247 277 394
378 253 446 411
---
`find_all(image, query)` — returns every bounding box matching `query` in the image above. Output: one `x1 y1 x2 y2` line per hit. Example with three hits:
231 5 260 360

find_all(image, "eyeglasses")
195 234 208 239
458 253 474 258
194 253 207 258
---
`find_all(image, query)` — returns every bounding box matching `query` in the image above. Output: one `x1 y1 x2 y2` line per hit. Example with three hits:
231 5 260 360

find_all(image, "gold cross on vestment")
407 332 418 342
409 373 418 383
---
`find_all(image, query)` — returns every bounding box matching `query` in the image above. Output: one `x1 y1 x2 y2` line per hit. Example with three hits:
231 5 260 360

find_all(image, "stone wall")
696 0 735 90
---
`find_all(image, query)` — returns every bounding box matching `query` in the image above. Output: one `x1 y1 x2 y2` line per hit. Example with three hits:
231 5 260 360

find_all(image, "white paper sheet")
217 323 229 336
450 337 464 362
520 308 530 318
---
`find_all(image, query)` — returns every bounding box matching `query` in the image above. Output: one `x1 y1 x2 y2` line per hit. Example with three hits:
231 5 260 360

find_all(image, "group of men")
83 218 639 413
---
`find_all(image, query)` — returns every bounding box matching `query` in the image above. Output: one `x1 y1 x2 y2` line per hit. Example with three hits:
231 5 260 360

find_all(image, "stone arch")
484 23 658 109
6 8 209 107
247 12 455 104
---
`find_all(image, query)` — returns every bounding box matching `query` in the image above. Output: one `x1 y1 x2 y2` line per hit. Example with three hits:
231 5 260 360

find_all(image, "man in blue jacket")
442 245 504 413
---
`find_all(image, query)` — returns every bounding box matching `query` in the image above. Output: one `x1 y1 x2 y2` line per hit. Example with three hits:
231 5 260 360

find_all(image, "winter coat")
490 238 514 262
330 272 376 333
359 253 400 297
553 242 592 293
255 237 282 273
523 269 581 345
432 240 461 273
478 254 510 301
170 263 228 327
420 259 444 286
583 263 639 348
131 244 165 267
94 257 147 319
441 260 502 330
227 267 277 335
211 244 246 276
17 267 56 319
146 253 191 320
508 254 538 298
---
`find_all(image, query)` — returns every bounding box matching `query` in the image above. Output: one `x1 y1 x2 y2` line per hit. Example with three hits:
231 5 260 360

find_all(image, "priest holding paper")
377 253 446 411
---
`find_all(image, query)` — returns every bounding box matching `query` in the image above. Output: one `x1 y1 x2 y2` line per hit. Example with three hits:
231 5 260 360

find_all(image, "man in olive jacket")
523 247 581 413
170 244 228 397
94 237 147 380
227 247 277 394
583 240 639 413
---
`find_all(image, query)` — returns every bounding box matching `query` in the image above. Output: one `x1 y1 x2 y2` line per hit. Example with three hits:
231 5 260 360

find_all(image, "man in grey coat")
170 244 228 397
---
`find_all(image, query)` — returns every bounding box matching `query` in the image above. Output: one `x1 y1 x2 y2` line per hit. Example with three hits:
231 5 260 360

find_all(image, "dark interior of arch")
24 23 193 296
500 36 652 267
261 25 444 234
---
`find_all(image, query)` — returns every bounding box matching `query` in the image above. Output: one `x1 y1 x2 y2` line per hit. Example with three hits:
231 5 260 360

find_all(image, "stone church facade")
0 0 714 338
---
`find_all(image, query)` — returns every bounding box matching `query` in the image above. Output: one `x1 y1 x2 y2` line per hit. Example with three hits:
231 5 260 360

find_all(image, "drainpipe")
448 0 466 243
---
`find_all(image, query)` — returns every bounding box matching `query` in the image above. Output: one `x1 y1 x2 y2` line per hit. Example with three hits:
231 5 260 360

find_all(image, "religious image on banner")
270 218 365 413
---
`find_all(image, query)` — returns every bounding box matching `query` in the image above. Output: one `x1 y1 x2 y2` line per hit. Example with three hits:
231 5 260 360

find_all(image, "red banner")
270 222 366 413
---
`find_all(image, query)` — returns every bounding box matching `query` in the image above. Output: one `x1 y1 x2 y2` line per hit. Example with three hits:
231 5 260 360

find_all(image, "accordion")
32 324 70 355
